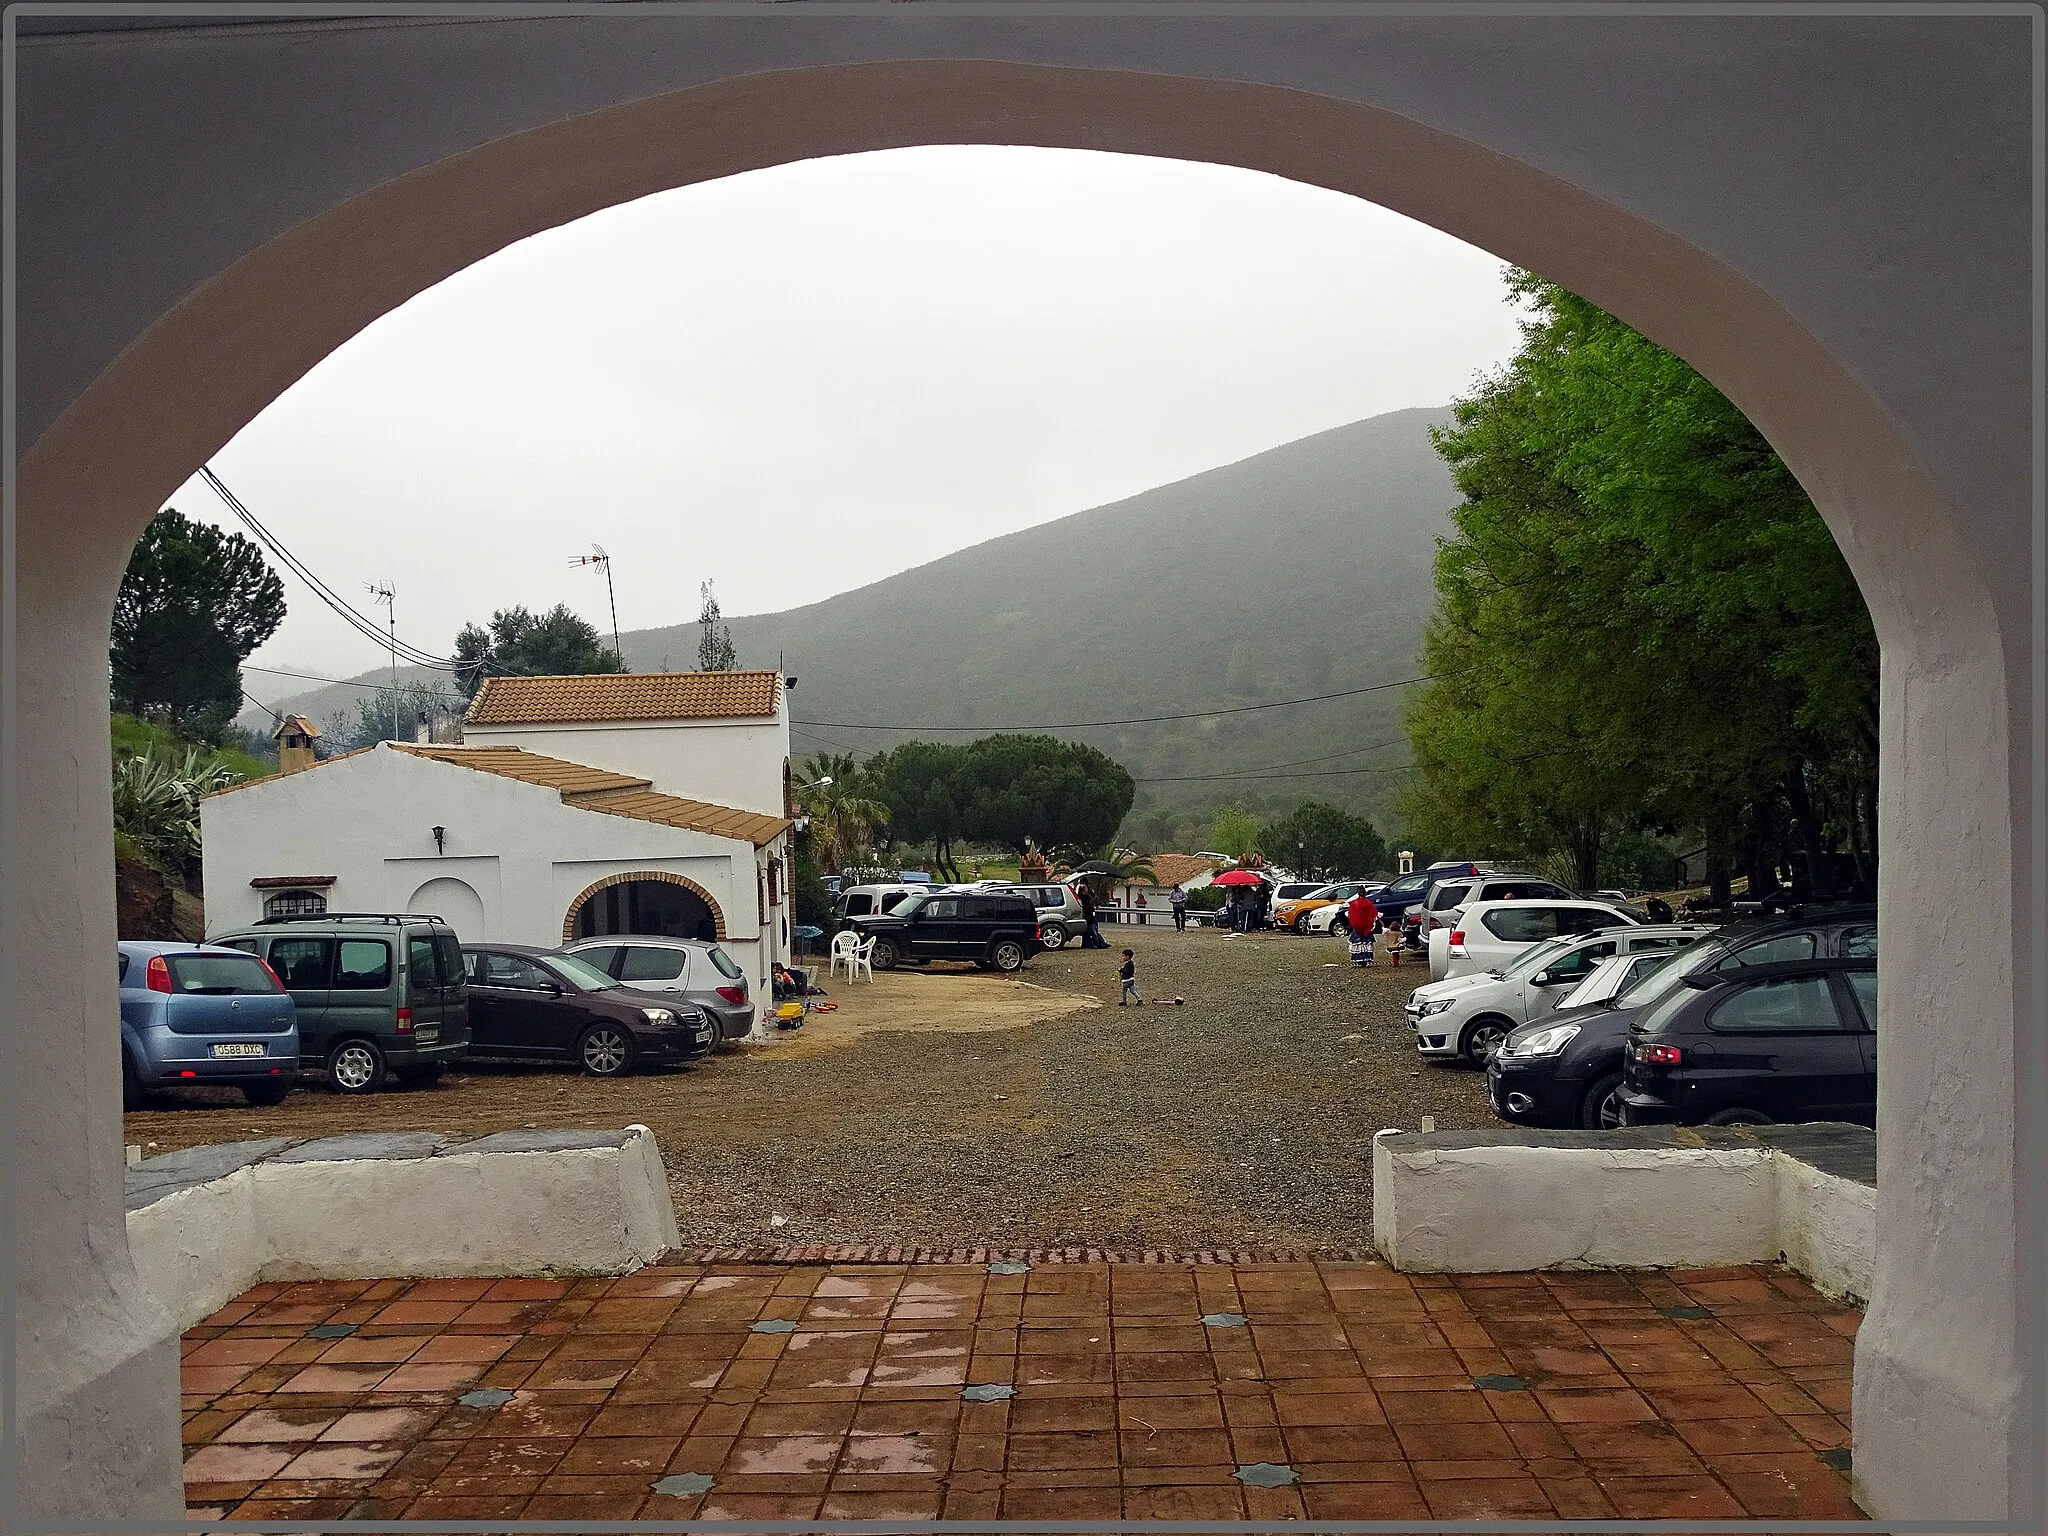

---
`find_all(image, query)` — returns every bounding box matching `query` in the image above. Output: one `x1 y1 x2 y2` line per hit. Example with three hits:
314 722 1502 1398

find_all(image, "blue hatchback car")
118 942 299 1109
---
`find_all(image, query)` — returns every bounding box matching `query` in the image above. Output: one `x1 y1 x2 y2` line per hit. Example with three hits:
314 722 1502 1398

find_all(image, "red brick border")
660 1244 1377 1265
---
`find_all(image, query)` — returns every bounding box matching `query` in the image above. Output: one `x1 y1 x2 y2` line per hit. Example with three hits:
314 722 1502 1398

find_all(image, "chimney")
272 713 322 774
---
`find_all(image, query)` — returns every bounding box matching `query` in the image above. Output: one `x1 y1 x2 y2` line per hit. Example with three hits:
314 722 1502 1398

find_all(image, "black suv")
1487 904 1876 1131
1619 957 1878 1127
846 891 1045 973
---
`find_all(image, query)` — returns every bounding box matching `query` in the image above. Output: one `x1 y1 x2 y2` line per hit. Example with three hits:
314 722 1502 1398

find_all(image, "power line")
790 674 1432 733
241 663 468 705
201 466 460 670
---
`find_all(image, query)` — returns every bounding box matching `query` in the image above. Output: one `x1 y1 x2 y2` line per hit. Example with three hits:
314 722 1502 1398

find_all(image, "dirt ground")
123 927 1493 1253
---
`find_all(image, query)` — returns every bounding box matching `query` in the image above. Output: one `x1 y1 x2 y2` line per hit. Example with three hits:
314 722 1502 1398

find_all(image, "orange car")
1273 881 1373 932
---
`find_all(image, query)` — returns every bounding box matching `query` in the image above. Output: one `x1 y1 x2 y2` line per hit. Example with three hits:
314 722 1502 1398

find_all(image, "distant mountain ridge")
246 405 1459 827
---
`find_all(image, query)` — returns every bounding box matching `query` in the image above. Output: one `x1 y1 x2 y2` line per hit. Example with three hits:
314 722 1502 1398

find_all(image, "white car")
1441 898 1642 981
1405 922 1716 1063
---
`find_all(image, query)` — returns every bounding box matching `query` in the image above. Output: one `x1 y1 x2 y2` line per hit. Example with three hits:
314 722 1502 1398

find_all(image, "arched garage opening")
14 59 2028 1526
563 872 724 944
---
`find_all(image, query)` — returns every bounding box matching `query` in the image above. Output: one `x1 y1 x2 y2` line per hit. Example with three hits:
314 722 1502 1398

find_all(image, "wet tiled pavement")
182 1259 1861 1523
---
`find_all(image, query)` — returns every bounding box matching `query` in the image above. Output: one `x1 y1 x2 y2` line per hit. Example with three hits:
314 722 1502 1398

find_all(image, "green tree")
453 604 625 697
953 735 1135 859
1209 807 1261 863
348 679 465 748
1405 272 1878 897
111 508 286 740
697 581 737 672
863 741 972 882
1261 800 1388 879
793 752 893 875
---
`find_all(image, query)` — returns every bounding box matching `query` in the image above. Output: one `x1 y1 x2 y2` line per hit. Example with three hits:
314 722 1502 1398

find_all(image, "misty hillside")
250 406 1459 828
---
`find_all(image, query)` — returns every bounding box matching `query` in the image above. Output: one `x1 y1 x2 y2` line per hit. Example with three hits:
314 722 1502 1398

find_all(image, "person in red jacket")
1345 890 1380 967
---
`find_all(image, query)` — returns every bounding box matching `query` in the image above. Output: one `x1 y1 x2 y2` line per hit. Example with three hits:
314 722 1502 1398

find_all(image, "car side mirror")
1532 970 1558 986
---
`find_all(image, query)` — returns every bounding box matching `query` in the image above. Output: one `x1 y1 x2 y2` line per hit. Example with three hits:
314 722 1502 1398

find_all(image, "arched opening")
16 53 2028 1529
407 876 485 938
562 872 724 944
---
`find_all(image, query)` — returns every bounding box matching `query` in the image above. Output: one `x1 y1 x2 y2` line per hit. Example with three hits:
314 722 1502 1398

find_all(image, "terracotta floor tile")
1600 1472 1750 1517
1006 1429 1120 1470
1535 1386 1657 1422
1302 1479 1431 1518
1011 1397 1114 1433
999 1485 1123 1518
1393 1418 1517 1463
521 1492 648 1518
1420 1474 1556 1516
1282 1423 1404 1464
182 1443 298 1484
317 1407 435 1443
1673 1412 1816 1455
1122 1483 1245 1519
725 1434 845 1475
837 1432 950 1474
276 1443 406 1481
551 1435 679 1475
1118 1426 1234 1466
1560 1418 1700 1466
1116 1393 1223 1429
1378 1389 1496 1425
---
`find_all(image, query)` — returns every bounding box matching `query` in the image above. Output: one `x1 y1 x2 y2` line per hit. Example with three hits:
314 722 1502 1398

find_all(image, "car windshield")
1501 936 1577 981
167 953 283 995
548 953 620 992
890 896 926 919
1617 938 1718 1008
707 945 745 981
1303 885 1339 901
1386 873 1430 893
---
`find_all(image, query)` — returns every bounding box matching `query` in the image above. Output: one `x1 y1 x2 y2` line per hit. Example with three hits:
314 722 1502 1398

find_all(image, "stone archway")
561 871 726 945
11 41 2034 1525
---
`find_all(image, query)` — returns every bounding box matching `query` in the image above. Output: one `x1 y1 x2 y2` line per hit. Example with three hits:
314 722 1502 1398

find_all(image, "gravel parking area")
124 928 1494 1254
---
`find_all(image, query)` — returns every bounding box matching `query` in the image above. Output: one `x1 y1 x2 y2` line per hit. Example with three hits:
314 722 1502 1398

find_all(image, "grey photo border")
1 0 2041 1531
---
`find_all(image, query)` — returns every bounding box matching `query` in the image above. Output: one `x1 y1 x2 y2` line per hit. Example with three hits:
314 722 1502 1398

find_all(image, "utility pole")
570 546 621 660
367 583 397 741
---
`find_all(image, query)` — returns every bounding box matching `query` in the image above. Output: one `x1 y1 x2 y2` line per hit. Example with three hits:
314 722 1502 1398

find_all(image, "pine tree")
697 581 737 671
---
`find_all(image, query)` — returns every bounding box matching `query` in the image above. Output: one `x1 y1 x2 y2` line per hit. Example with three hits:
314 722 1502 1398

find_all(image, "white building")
200 672 798 1023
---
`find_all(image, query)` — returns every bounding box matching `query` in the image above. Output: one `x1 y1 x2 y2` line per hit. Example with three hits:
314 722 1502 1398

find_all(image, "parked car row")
121 914 759 1107
1476 904 1879 1130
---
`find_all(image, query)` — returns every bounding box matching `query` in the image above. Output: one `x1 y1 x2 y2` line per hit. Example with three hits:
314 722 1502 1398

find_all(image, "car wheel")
1704 1106 1773 1126
394 1062 443 1088
989 940 1027 973
1040 926 1068 950
1292 914 1310 933
241 1077 292 1107
869 938 899 971
1579 1072 1627 1130
1331 917 1350 937
327 1037 386 1094
1462 1015 1514 1066
122 1054 144 1112
579 1023 633 1077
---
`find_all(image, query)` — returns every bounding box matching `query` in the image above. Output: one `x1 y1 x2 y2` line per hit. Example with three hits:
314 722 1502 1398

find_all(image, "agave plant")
112 747 240 870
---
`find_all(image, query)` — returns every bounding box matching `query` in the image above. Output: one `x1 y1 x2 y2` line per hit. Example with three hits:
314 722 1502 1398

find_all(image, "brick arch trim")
562 870 727 944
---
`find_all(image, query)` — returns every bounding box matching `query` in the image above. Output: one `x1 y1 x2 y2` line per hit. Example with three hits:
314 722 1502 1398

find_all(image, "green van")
210 914 471 1093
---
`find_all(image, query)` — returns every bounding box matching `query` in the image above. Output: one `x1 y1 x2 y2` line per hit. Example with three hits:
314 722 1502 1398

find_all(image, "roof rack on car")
251 912 452 925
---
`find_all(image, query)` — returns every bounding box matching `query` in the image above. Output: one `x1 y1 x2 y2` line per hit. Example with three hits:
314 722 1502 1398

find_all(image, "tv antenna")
570 546 622 659
366 583 398 741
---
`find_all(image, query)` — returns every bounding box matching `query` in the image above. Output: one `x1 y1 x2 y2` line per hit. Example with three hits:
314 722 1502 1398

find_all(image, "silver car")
559 935 756 1047
1007 883 1088 947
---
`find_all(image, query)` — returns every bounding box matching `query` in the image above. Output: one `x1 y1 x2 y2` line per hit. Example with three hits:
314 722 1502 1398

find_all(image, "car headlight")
1415 998 1455 1017
641 1008 676 1027
1500 1022 1580 1059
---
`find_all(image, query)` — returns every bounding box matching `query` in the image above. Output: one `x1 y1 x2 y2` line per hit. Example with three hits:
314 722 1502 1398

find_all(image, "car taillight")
146 955 173 994
1449 930 1465 948
1637 1042 1683 1065
716 985 746 1005
395 1007 414 1034
260 959 285 990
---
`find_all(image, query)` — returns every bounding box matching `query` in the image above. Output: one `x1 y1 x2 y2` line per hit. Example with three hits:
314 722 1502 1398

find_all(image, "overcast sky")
175 145 1527 687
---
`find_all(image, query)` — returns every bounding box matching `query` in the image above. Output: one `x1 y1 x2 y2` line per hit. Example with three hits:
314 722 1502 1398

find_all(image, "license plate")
416 1028 439 1044
210 1042 264 1058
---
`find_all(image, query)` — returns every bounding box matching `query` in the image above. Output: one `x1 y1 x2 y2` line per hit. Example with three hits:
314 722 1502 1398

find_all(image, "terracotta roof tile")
465 671 782 725
1132 853 1226 889
390 744 792 847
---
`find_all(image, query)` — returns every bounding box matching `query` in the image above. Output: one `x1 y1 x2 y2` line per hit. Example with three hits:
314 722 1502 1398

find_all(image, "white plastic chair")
849 935 876 983
828 930 860 980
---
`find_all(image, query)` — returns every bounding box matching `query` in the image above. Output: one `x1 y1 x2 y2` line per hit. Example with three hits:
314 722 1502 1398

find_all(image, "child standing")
1118 948 1139 1005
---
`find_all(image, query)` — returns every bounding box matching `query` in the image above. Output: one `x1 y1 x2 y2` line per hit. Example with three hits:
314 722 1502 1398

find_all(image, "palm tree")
793 753 891 875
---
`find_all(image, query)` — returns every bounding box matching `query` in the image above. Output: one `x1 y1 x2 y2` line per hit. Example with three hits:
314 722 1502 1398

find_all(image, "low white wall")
1372 1135 1778 1272
128 1126 682 1331
1775 1152 1876 1302
1373 1126 1876 1302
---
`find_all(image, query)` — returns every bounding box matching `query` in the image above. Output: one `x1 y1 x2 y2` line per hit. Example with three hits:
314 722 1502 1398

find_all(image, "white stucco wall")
199 744 778 1005
1373 1129 1879 1305
462 707 791 820
126 1129 682 1332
